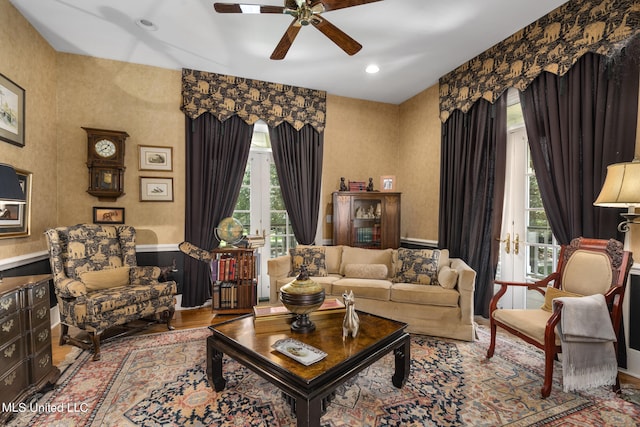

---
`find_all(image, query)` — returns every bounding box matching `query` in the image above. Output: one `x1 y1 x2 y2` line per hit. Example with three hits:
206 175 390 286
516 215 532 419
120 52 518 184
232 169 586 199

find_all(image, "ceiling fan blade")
312 16 362 56
317 0 382 12
270 20 302 60
213 3 285 13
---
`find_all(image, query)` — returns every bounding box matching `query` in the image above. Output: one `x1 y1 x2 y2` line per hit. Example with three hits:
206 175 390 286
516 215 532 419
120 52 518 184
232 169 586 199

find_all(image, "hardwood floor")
51 309 640 388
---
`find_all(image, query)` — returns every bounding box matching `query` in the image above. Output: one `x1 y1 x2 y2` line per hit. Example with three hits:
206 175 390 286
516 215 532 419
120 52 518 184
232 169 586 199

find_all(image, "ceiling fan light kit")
214 0 381 59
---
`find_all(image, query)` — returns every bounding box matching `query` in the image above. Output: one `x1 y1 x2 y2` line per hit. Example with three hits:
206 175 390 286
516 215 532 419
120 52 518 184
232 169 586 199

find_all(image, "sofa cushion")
390 283 459 307
438 266 458 289
80 267 130 291
540 287 582 312
393 248 441 285
289 247 328 277
343 263 388 280
340 247 394 277
331 278 392 301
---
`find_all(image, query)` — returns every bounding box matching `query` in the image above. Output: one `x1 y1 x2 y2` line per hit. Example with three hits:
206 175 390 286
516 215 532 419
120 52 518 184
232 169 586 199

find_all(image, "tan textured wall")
398 85 441 241
55 54 185 245
323 95 400 241
0 0 58 259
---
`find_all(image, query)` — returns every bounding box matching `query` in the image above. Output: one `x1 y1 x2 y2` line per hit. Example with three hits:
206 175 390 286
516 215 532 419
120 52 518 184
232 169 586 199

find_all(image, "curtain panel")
519 45 640 246
438 96 507 317
182 114 253 307
269 122 324 245
439 0 639 122
181 68 327 132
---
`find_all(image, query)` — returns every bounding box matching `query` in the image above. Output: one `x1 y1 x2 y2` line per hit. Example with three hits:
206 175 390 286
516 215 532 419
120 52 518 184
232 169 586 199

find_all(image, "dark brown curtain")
269 122 324 245
438 95 507 318
519 44 640 245
182 114 253 307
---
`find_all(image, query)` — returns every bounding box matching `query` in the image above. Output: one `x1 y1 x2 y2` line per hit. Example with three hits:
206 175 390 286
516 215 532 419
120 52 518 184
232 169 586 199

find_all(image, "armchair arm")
54 277 88 298
490 273 560 313
131 266 161 285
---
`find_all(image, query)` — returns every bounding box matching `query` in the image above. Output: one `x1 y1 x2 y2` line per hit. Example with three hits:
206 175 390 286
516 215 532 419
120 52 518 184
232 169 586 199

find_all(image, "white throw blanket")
554 293 618 392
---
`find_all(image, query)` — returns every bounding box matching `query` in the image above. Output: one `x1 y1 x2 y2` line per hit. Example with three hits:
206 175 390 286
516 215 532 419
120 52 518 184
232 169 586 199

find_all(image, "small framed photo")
0 168 31 238
138 145 173 171
0 73 25 147
93 207 125 224
380 175 396 192
140 177 174 202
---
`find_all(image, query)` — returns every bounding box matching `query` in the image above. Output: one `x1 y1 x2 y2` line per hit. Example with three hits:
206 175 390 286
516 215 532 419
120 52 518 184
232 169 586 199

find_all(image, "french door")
234 148 296 301
496 124 560 309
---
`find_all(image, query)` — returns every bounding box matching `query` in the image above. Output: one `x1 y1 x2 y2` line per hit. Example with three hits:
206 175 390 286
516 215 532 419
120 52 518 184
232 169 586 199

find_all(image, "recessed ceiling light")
365 64 380 74
135 18 158 31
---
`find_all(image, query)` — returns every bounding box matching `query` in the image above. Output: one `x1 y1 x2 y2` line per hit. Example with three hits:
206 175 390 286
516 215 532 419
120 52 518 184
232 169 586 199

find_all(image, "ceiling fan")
213 0 382 60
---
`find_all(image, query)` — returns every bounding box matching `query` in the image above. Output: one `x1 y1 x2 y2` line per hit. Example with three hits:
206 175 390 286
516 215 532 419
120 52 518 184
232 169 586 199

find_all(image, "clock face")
95 139 117 158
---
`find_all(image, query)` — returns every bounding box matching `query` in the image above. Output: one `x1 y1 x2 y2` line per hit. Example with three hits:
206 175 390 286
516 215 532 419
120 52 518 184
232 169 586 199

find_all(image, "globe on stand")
215 217 245 247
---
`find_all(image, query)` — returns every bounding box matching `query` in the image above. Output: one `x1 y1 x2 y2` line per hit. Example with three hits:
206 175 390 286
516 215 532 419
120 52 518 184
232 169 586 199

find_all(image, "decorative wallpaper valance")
439 0 639 122
181 69 327 132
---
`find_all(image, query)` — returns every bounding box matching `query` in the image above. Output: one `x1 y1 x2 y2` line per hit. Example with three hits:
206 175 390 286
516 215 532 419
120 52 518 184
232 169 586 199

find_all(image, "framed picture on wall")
93 207 125 224
380 175 396 192
0 168 31 238
140 177 174 202
0 73 25 147
138 145 173 171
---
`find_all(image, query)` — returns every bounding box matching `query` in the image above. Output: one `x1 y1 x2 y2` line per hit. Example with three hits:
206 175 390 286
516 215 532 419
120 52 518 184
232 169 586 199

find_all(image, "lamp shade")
0 163 26 204
594 160 640 207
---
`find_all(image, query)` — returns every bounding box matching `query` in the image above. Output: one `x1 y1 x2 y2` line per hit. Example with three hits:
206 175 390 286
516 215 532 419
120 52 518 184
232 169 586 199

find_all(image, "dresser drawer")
31 346 54 385
28 300 50 330
0 336 26 373
0 310 22 343
26 280 49 307
0 359 29 406
0 290 20 318
30 321 52 355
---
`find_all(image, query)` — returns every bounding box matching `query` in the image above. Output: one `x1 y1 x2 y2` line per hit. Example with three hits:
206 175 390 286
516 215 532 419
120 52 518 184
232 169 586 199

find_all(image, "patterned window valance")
181 69 327 132
439 0 639 122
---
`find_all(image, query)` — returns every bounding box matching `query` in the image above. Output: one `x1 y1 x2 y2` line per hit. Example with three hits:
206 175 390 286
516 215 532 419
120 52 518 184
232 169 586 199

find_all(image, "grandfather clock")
83 127 129 201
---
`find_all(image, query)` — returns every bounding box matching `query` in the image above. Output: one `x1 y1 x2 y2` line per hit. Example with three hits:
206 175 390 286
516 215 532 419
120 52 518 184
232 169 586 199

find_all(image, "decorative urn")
279 265 325 333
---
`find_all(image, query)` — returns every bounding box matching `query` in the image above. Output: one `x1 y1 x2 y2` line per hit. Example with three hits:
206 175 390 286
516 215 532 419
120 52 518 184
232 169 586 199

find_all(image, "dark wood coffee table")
206 310 410 427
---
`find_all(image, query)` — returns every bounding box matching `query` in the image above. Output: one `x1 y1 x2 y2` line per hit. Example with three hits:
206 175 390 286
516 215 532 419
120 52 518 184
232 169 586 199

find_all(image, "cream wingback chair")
487 237 632 398
45 224 177 360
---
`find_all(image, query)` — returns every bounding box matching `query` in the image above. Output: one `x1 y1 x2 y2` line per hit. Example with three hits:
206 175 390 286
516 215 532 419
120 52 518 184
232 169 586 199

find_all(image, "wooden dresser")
0 274 60 422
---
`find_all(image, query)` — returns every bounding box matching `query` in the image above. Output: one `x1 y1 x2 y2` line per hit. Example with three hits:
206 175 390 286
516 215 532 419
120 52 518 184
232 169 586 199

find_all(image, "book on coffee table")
253 297 345 318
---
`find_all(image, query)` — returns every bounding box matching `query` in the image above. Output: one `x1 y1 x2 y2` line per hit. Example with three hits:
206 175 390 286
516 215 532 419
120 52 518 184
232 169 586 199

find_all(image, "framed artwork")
0 73 25 147
380 175 396 192
0 168 31 238
140 177 174 202
138 145 173 171
93 207 125 224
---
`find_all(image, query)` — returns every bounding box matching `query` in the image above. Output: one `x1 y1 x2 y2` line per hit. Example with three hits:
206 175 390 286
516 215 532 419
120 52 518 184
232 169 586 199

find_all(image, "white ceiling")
11 0 569 104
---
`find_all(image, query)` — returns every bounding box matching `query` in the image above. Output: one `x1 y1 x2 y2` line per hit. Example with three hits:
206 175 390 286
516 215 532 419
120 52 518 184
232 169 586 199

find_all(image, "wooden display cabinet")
332 191 401 249
210 247 258 313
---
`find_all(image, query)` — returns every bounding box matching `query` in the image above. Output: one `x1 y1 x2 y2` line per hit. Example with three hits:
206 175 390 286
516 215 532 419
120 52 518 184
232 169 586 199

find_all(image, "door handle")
497 233 510 254
513 234 520 255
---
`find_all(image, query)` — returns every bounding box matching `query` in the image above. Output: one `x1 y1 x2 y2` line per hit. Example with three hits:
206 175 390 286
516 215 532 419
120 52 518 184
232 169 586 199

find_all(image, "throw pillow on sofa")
289 247 328 277
393 248 440 285
438 266 458 289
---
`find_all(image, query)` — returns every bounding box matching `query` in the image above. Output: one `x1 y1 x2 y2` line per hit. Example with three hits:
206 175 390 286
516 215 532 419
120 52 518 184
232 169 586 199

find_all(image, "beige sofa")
267 245 476 341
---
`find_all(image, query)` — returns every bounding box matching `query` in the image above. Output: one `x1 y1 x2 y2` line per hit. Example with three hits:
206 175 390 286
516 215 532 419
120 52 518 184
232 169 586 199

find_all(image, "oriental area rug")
7 325 640 426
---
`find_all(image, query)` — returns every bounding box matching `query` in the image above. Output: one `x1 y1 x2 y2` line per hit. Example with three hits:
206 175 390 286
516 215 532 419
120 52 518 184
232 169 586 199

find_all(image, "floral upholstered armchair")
45 224 177 360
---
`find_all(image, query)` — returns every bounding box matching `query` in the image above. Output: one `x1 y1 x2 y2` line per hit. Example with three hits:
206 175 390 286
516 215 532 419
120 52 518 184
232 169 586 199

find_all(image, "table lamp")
594 159 640 232
0 163 26 282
